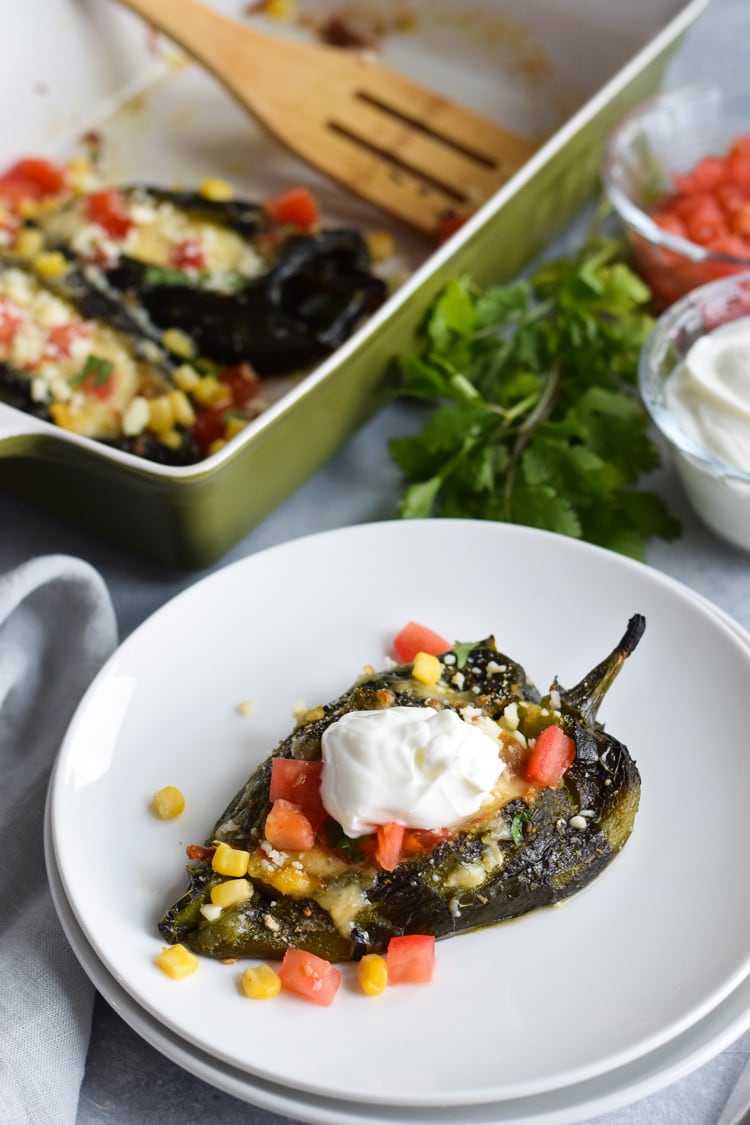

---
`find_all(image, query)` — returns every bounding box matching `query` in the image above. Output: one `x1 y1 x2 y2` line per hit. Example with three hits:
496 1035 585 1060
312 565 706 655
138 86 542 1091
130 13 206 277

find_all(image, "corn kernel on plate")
47 519 750 1110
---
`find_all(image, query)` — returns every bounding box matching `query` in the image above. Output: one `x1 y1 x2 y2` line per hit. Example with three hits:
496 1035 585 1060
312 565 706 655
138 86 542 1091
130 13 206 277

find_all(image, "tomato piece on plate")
374 821 405 872
524 724 576 787
264 799 316 851
393 621 450 663
269 760 326 830
278 948 341 1006
264 186 319 228
400 827 451 857
387 934 435 984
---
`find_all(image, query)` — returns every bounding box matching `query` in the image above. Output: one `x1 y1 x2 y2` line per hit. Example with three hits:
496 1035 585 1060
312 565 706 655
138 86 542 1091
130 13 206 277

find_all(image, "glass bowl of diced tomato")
602 85 750 308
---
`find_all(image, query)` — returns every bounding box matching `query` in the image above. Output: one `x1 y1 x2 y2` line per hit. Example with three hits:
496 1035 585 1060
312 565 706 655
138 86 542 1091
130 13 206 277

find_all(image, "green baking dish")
0 0 710 567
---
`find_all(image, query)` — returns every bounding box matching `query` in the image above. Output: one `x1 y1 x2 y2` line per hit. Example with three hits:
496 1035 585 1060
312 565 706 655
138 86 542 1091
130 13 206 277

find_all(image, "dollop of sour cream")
665 316 750 472
320 706 505 838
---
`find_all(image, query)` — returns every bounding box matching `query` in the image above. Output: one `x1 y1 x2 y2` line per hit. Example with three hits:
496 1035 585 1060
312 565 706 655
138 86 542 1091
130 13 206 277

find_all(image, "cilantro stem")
502 361 561 509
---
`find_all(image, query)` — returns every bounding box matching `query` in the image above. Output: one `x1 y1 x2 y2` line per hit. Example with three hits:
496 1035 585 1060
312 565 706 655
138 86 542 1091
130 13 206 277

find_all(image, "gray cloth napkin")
0 555 117 1125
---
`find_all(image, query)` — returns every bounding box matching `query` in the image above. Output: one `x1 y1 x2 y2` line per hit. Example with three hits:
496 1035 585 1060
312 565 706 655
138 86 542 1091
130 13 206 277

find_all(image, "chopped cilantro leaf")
511 810 530 846
452 641 480 670
71 354 114 387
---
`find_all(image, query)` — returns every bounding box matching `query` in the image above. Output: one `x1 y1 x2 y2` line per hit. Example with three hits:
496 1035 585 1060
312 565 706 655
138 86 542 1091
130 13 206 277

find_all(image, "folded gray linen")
0 556 117 1125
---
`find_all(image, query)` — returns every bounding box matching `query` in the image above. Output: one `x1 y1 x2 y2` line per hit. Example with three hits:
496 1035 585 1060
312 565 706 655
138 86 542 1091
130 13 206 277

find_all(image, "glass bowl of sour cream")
639 270 750 550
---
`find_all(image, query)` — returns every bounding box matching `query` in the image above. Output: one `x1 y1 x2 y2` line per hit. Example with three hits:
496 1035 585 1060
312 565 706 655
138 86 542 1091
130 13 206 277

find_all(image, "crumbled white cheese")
200 903 222 922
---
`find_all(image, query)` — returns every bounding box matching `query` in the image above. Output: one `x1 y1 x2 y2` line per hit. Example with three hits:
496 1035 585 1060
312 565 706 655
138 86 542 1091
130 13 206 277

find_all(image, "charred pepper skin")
38 185 388 374
159 618 645 962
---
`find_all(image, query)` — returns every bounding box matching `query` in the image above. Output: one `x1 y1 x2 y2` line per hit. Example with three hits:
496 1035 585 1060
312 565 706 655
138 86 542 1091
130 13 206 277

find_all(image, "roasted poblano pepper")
36 185 387 374
159 616 645 962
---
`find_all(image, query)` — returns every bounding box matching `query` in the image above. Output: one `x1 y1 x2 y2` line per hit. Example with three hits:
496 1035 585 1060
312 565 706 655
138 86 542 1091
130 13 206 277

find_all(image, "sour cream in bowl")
639 270 750 550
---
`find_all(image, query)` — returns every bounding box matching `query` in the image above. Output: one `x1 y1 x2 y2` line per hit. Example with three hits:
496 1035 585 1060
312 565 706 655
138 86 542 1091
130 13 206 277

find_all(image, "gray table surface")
4 0 750 1121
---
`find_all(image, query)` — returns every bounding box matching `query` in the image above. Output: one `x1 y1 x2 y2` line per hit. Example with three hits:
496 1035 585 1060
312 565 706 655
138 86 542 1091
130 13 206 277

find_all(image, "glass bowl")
602 85 750 307
639 270 750 551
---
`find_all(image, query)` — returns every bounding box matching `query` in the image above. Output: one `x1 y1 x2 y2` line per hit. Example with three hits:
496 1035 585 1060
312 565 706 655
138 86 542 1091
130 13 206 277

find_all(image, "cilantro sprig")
389 239 680 560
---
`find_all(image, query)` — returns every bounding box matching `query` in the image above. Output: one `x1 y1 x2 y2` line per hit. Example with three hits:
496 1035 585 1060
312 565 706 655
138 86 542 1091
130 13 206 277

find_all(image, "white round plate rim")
49 519 750 1107
44 587 750 1125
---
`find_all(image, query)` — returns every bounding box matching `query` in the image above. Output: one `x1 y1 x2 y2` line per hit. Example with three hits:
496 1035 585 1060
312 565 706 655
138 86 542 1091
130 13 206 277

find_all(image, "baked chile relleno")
35 185 388 374
159 616 645 963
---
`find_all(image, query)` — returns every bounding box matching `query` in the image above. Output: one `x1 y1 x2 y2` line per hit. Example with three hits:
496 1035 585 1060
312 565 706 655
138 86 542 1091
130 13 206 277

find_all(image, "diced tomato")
650 212 687 238
730 135 750 161
78 370 115 401
400 827 451 856
375 822 405 872
219 362 262 408
0 298 23 346
685 156 725 192
726 154 750 191
393 621 450 664
716 182 747 218
387 934 435 984
435 210 470 244
264 798 316 851
191 407 227 454
0 157 67 204
85 189 134 240
263 186 319 228
45 320 91 359
278 948 341 1006
731 202 750 239
185 844 215 861
269 760 327 831
169 237 206 272
523 724 576 787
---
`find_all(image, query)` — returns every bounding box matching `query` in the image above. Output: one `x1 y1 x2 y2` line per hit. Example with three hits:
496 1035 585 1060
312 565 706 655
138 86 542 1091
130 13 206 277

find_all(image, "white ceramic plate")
49 520 750 1109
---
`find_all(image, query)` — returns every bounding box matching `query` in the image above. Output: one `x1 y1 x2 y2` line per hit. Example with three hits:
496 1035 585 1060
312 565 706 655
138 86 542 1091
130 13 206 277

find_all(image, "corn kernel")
122 395 150 437
157 428 184 450
264 864 316 897
411 651 442 685
192 375 230 407
210 878 254 909
173 364 202 393
148 395 175 434
366 229 395 263
263 0 296 19
212 841 250 878
17 198 41 220
199 177 235 202
33 251 67 279
168 388 196 427
161 327 196 359
241 963 281 999
207 438 226 456
15 228 45 259
237 699 254 716
152 785 185 819
224 415 248 440
156 943 198 979
357 953 388 996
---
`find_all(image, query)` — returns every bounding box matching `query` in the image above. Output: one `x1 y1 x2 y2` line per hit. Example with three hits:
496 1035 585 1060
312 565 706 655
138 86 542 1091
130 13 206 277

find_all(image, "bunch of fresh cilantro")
388 238 680 560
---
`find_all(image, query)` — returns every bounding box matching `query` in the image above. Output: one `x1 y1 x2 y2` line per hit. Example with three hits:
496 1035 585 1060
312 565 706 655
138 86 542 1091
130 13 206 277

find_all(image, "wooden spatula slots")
113 0 538 233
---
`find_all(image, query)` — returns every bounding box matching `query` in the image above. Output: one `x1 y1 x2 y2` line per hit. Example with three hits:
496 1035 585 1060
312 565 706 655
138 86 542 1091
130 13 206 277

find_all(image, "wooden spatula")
113 0 538 234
